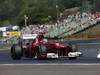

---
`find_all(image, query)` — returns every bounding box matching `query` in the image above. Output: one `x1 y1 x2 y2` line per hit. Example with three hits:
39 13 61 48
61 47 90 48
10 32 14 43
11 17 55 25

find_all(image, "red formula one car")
11 34 82 60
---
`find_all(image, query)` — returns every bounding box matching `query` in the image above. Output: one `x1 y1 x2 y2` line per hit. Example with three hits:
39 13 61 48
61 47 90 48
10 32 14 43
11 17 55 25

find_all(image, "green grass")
0 47 10 51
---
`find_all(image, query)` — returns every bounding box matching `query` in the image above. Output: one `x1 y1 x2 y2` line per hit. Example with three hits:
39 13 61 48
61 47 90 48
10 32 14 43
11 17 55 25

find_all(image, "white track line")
1 63 100 66
77 43 100 45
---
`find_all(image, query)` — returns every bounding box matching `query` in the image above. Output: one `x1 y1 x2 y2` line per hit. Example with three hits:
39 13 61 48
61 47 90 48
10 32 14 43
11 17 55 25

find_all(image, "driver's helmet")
42 39 48 42
37 32 44 41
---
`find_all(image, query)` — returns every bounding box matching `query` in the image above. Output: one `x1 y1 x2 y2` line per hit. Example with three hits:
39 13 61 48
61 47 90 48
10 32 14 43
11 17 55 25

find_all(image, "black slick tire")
11 44 22 60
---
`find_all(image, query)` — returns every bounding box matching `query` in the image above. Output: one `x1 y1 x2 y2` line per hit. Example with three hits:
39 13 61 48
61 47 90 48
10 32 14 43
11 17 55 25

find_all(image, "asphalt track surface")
0 43 100 64
0 43 100 75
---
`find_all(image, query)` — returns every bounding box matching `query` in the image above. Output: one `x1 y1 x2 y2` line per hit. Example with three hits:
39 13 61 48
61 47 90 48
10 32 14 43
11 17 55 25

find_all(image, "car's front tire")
67 43 78 52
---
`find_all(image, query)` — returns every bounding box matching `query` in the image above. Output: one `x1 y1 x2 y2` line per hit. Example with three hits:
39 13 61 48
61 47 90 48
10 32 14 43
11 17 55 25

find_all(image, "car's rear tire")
11 44 22 60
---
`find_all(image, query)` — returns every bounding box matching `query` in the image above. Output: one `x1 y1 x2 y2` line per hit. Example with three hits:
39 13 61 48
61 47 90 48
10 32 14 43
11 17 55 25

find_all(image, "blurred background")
0 0 100 43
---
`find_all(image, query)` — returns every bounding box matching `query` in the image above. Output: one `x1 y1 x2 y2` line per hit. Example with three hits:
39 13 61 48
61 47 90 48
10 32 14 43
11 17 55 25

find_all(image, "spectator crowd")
21 12 100 38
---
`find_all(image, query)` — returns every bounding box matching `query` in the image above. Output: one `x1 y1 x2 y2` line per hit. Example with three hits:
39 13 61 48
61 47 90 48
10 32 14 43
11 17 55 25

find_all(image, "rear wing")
22 34 38 39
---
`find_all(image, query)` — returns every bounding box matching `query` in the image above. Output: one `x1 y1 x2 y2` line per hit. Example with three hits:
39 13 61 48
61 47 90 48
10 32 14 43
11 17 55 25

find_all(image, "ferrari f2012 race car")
11 34 82 60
